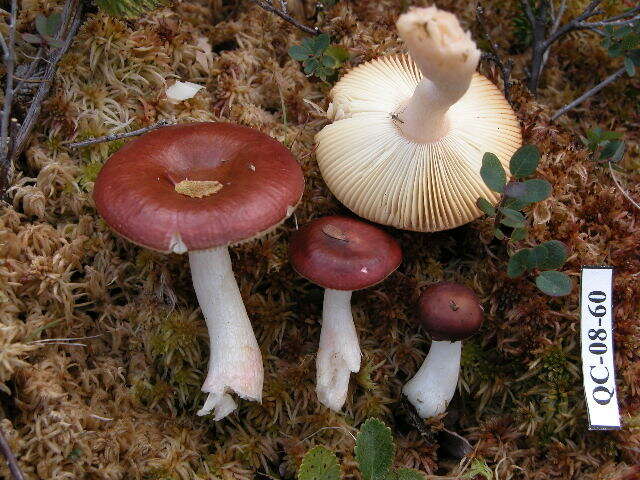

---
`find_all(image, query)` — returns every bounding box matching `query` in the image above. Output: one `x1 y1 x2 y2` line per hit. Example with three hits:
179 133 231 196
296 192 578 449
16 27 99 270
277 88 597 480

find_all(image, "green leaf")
494 228 505 240
536 271 573 297
321 55 337 67
599 140 626 163
35 14 48 37
46 12 62 36
538 240 568 269
509 144 540 178
312 34 331 54
462 459 493 480
304 58 320 75
528 245 548 269
499 208 525 228
302 37 316 51
500 208 524 223
519 179 552 203
21 32 43 44
507 249 530 278
503 181 527 199
315 66 334 81
510 227 527 242
480 152 507 193
298 446 341 480
355 418 394 480
476 197 496 216
503 197 529 210
290 44 312 60
326 45 350 65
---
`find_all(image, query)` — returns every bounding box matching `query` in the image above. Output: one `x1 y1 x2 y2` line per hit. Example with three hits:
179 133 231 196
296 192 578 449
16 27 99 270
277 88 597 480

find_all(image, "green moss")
77 160 103 190
539 347 574 392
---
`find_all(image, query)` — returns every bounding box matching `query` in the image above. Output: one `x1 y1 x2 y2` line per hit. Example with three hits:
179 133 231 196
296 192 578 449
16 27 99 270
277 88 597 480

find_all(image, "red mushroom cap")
290 216 402 291
418 282 483 341
93 122 304 253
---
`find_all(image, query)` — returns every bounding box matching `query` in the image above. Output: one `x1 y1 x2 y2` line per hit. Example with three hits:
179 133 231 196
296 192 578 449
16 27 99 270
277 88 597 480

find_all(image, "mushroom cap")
289 215 402 291
316 54 522 232
418 282 483 341
93 122 304 253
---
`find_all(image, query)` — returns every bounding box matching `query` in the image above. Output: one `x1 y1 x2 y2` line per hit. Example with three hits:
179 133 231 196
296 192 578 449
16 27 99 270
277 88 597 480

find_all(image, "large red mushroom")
290 216 401 411
93 122 304 420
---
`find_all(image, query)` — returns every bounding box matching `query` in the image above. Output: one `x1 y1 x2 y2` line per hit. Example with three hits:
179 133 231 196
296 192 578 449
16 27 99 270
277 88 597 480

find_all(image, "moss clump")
1 0 639 478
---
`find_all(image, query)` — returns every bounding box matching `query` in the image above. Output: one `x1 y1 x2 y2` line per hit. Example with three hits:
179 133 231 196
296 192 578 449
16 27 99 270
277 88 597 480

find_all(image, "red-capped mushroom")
93 122 304 420
403 282 483 418
290 216 402 411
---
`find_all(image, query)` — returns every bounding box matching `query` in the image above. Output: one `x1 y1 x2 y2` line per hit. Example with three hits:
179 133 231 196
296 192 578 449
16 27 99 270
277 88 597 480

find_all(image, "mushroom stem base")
402 340 461 418
188 246 263 420
316 289 361 411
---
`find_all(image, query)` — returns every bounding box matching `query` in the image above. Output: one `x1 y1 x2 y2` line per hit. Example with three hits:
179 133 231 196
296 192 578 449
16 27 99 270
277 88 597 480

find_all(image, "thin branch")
608 161 640 212
578 16 640 29
605 6 640 23
0 424 25 480
250 0 320 35
14 48 44 93
477 4 514 103
523 0 634 94
550 0 567 35
551 66 626 120
0 0 18 165
8 0 82 174
66 120 172 148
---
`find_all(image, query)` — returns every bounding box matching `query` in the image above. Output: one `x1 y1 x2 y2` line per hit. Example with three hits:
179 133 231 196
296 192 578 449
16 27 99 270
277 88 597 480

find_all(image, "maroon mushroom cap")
290 216 402 291
418 282 483 341
93 122 304 253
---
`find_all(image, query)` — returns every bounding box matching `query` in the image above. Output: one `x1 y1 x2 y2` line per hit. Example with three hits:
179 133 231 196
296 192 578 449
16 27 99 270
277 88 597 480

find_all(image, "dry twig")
522 0 639 94
0 0 83 195
476 4 514 103
67 120 173 148
250 0 321 35
608 161 640 212
0 424 24 480
552 66 627 119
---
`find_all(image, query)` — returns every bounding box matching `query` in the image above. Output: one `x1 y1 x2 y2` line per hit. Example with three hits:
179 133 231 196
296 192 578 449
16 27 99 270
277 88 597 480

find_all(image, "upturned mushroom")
289 216 402 411
93 122 304 420
316 6 522 232
403 282 483 418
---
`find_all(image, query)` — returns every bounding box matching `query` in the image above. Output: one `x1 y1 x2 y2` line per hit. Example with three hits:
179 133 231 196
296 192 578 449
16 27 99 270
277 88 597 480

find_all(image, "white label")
581 267 620 430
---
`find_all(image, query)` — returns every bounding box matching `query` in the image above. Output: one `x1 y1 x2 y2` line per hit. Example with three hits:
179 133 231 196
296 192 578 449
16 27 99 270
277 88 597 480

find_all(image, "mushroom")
315 6 522 232
403 282 483 418
93 122 304 420
289 216 402 411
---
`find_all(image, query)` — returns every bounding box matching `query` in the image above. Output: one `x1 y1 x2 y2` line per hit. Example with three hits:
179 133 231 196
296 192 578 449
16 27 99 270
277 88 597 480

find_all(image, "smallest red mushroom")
290 216 402 411
403 282 483 418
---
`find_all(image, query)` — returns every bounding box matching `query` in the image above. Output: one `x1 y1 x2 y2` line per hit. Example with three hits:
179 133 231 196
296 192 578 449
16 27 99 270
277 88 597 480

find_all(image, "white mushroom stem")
402 340 462 418
188 246 263 420
316 289 361 411
395 7 481 143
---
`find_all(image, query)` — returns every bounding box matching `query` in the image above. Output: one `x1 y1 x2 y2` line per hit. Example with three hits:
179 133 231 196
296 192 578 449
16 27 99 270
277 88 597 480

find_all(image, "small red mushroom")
403 282 483 418
290 216 401 411
93 122 304 420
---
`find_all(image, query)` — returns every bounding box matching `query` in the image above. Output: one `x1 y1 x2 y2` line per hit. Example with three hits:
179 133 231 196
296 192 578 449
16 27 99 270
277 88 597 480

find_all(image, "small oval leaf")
520 179 552 203
480 152 507 193
507 249 530 278
536 271 573 296
476 197 496 216
509 145 540 178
